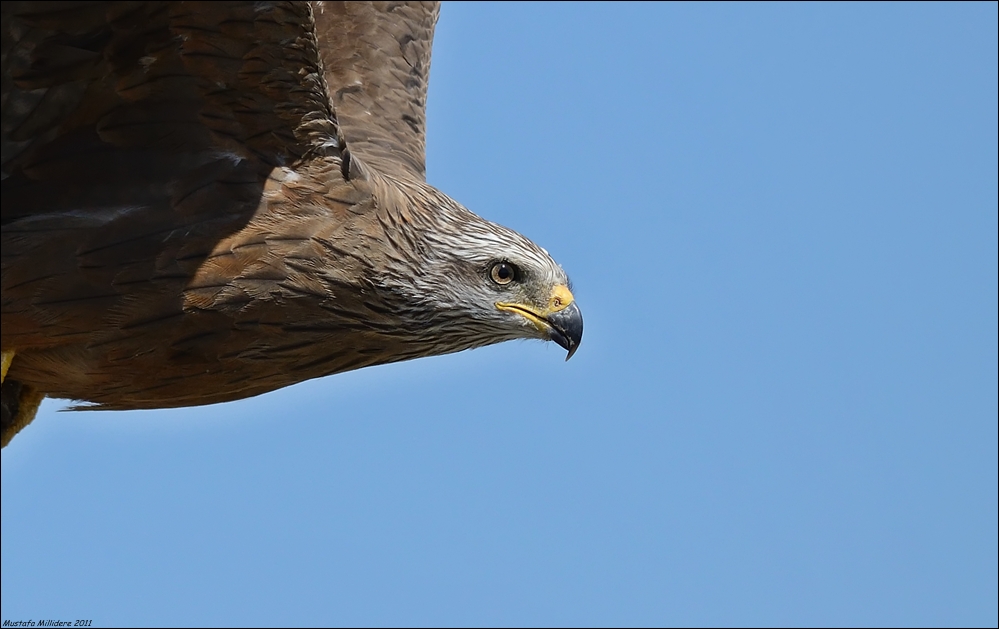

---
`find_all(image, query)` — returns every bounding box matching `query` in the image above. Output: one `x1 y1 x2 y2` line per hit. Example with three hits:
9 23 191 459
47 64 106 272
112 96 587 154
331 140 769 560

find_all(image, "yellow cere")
548 284 575 314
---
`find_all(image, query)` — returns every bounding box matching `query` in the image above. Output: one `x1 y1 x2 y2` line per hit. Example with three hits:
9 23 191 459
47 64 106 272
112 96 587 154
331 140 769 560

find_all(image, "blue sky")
2 3 996 626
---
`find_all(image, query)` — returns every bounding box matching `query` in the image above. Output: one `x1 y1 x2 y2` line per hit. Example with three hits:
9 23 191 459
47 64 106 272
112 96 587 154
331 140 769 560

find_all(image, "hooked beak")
545 300 583 360
496 284 583 360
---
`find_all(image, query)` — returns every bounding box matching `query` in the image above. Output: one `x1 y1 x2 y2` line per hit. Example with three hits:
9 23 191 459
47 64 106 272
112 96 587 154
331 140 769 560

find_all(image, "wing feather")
0 1 354 351
313 1 438 180
0 1 447 409
2 1 343 206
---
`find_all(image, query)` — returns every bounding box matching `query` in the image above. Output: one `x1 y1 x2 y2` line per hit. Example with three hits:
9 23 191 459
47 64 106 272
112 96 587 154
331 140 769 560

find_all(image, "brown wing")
0 2 446 413
2 1 343 205
313 1 439 180
1 1 349 349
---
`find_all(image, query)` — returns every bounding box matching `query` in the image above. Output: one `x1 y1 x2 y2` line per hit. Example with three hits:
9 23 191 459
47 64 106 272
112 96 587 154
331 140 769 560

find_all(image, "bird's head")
372 182 583 360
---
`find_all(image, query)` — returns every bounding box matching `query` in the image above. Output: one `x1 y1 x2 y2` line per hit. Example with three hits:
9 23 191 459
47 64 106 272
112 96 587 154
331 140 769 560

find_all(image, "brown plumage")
0 1 582 446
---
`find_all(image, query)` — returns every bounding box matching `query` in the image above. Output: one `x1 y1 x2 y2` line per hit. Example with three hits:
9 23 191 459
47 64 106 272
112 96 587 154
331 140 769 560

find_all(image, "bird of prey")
0 1 582 447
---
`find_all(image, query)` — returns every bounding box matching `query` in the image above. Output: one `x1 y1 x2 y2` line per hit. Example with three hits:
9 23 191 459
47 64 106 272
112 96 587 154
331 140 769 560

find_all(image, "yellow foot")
1 350 12 382
1 350 45 448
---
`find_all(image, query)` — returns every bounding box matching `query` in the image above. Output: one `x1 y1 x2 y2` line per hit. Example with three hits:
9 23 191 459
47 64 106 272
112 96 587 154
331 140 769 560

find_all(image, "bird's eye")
490 262 517 285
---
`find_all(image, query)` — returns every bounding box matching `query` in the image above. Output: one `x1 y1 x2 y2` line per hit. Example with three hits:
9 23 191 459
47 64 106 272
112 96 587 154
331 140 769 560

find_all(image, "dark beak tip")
564 344 579 361
547 301 583 361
